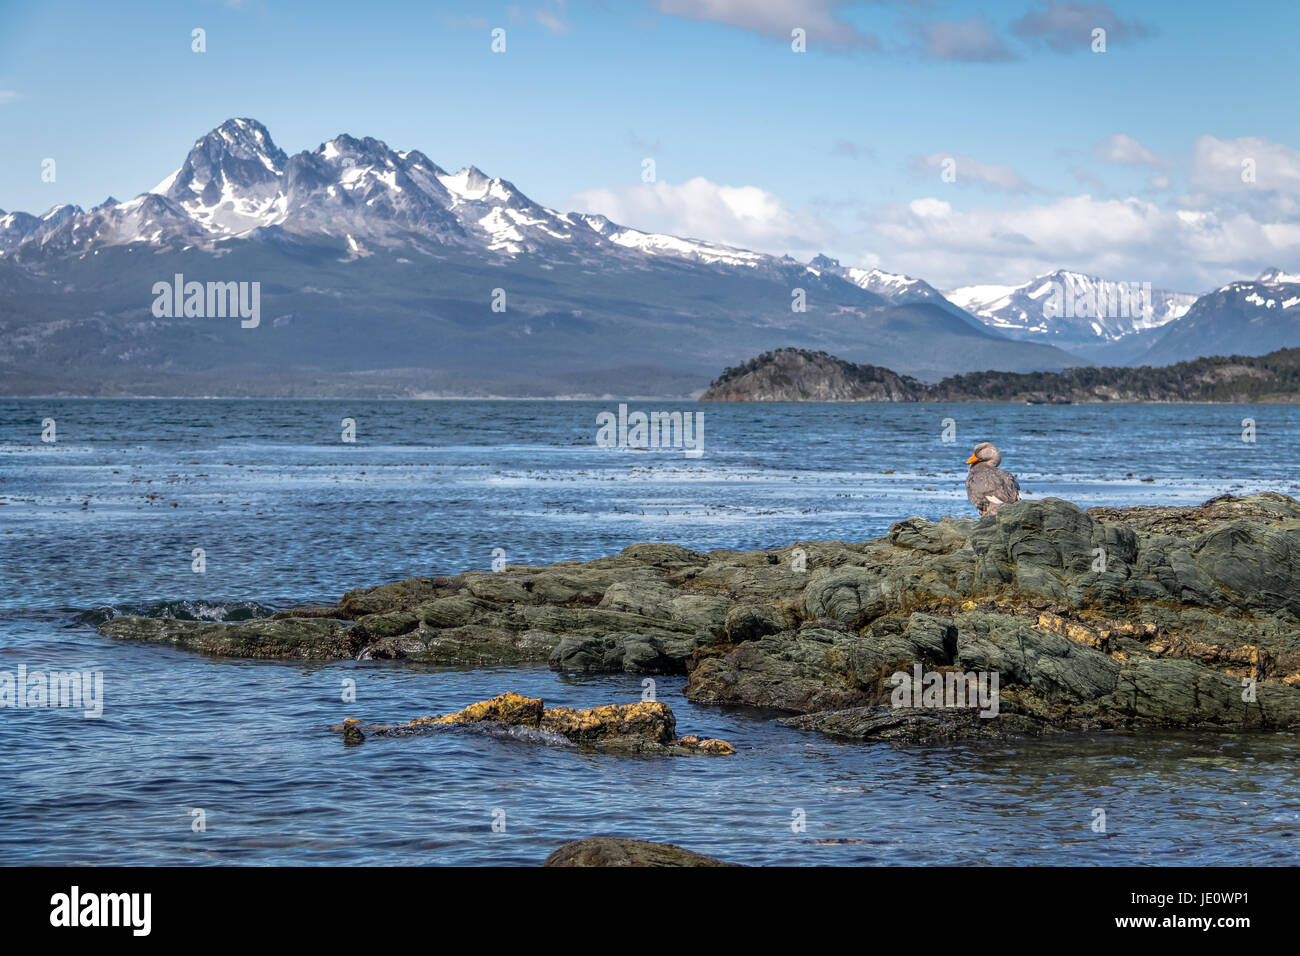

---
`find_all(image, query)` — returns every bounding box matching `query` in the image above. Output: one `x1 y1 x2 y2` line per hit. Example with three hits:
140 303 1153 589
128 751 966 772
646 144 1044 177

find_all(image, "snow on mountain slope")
1139 268 1300 365
0 116 1277 374
947 270 1197 344
0 210 44 252
804 255 931 300
585 214 768 268
1257 268 1300 288
800 254 989 329
0 119 824 272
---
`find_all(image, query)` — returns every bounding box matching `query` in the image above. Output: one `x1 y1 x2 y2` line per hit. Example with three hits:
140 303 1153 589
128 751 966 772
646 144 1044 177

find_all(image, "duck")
965 442 1020 516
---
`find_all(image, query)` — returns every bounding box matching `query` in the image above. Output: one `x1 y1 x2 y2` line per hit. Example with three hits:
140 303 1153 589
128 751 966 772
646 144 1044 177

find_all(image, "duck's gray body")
965 443 1020 516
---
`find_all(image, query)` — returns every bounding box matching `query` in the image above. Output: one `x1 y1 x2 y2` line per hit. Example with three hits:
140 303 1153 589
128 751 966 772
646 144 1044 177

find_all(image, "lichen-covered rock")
343 692 735 756
413 692 545 728
543 837 737 867
101 493 1300 740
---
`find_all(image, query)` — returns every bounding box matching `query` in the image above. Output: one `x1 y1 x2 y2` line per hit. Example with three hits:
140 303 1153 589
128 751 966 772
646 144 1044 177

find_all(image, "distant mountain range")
1138 270 1300 366
946 268 1300 367
701 346 1300 403
946 270 1197 349
0 118 1296 397
0 118 1082 397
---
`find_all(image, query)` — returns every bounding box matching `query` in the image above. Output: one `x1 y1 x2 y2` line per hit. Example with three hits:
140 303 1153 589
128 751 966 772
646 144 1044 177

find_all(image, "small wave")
75 599 275 626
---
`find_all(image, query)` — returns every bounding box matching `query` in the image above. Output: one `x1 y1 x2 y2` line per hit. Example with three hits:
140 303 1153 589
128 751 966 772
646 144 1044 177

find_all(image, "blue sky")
2 0 1297 290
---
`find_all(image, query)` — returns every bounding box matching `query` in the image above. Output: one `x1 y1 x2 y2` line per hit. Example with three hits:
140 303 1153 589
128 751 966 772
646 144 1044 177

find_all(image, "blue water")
2 399 1299 865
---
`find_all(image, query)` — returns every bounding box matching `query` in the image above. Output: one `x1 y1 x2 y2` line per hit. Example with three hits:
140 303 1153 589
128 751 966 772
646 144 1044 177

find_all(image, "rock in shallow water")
99 493 1300 741
543 837 737 867
336 692 735 756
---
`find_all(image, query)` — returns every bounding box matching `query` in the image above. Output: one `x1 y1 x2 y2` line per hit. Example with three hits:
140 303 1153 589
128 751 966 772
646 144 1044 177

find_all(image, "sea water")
2 399 1298 865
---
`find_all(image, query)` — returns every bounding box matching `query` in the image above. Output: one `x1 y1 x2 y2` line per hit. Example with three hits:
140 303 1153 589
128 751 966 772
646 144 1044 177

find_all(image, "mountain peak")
41 203 81 222
163 117 288 198
210 117 281 152
438 166 493 201
949 271 1198 345
1259 267 1300 285
319 132 397 164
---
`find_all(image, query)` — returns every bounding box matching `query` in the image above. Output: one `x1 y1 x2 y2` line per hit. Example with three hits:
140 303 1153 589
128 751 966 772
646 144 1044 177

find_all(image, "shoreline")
96 492 1300 744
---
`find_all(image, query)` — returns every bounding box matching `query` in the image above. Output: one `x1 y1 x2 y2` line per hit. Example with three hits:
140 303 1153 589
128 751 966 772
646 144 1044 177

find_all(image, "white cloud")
909 152 1036 193
867 193 1300 290
567 134 1300 293
1095 133 1163 168
653 0 878 51
567 176 834 258
1190 134 1300 194
0 90 19 105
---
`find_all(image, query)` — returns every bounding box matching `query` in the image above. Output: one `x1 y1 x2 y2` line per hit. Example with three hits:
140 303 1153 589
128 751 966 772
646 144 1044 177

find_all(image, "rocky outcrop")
100 493 1300 741
334 692 735 756
543 837 737 867
701 348 928 401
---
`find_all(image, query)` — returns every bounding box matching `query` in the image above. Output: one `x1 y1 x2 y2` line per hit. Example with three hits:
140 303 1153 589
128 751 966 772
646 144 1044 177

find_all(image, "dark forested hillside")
701 347 1300 403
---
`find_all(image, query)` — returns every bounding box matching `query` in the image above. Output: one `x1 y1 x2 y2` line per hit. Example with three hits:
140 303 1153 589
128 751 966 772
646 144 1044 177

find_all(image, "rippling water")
3 399 1299 865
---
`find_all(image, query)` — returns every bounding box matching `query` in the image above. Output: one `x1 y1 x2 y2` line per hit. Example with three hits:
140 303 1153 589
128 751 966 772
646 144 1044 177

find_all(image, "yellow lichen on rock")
677 735 737 755
541 700 676 743
1035 611 1108 651
411 692 544 728
1097 621 1158 640
378 693 735 755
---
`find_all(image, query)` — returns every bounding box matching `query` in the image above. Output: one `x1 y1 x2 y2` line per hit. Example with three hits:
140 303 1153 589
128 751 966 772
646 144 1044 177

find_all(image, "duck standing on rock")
965 442 1020 516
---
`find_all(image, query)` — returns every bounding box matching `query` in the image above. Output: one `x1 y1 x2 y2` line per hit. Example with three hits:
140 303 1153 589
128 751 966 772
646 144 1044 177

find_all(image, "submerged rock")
543 837 737 867
339 692 735 756
101 493 1300 741
341 717 365 745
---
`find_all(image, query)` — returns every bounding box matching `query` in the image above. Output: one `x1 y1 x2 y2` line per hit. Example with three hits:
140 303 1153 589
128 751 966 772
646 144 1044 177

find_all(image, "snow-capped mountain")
0 118 1093 397
807 255 942 304
1 118 771 269
4 118 1297 396
1139 268 1300 366
947 270 1197 345
1257 267 1300 288
808 255 988 329
0 203 80 251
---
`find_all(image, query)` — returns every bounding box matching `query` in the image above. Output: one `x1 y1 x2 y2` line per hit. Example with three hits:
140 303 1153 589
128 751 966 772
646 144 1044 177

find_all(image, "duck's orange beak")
965 453 980 465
